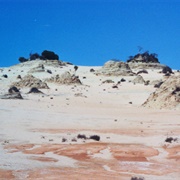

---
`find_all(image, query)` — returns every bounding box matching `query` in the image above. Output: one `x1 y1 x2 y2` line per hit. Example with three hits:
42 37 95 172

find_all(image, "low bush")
41 50 59 60
89 135 100 141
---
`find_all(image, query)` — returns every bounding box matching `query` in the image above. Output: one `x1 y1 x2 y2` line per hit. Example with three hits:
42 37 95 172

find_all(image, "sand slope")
0 61 179 180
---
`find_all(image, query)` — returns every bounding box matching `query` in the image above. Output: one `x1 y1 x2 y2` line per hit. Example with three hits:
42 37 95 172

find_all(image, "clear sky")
0 0 179 69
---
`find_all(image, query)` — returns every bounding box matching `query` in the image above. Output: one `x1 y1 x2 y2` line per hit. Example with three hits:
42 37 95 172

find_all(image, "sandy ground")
0 61 179 180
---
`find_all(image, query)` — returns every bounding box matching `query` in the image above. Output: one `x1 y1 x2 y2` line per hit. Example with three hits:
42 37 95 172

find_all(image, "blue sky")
0 0 179 69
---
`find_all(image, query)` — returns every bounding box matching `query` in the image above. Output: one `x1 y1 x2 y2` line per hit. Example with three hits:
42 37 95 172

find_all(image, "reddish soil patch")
115 156 147 162
11 142 158 162
3 142 180 178
29 156 58 162
0 169 15 179
164 145 180 161
5 143 34 152
111 144 159 159
27 167 129 180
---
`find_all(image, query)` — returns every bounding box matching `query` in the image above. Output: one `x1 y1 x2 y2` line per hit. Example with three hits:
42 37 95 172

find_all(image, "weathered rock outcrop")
142 74 180 109
127 52 159 63
46 71 81 85
28 64 45 73
127 52 167 70
128 62 166 70
0 86 23 99
162 66 173 74
13 60 65 69
132 75 145 84
0 93 23 99
43 60 66 67
95 60 134 76
12 75 49 89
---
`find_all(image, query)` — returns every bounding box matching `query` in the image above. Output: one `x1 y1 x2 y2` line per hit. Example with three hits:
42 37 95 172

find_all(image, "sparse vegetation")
165 137 178 143
17 75 22 79
41 50 59 60
137 69 148 74
127 51 159 63
77 134 87 139
19 57 28 63
74 65 78 72
162 66 173 74
29 53 41 61
18 50 59 63
131 177 144 180
90 68 95 72
89 135 100 141
154 81 163 88
28 87 43 94
8 86 19 94
47 69 52 74
172 87 180 95
120 78 126 82
2 74 8 78
62 137 67 142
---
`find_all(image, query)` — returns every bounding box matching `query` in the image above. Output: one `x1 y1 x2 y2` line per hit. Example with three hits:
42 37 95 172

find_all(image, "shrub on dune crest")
41 50 59 60
18 50 59 63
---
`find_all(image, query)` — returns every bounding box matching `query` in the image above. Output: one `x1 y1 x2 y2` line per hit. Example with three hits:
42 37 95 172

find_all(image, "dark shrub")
154 81 163 88
144 80 150 86
172 87 180 95
28 87 43 94
30 53 40 60
120 78 126 82
39 56 46 60
89 135 100 141
90 68 95 72
77 134 87 139
17 75 22 79
8 86 19 94
47 69 52 74
62 138 67 142
165 137 178 143
131 177 144 180
71 138 77 142
137 69 148 74
162 66 173 74
2 74 8 78
74 65 78 72
41 50 59 60
127 51 159 63
19 57 28 63
66 62 73 65
164 73 171 77
112 85 118 88
165 137 174 143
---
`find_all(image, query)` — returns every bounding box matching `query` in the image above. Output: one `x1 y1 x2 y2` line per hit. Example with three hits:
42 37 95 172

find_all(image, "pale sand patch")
0 63 179 179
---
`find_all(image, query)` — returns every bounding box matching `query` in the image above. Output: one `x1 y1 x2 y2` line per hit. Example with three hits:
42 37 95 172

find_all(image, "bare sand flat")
0 61 179 180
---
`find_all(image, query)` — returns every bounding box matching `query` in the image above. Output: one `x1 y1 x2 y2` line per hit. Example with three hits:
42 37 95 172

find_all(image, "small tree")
127 50 159 63
74 65 78 72
127 56 134 62
29 53 40 60
41 50 59 60
19 57 28 63
137 46 143 53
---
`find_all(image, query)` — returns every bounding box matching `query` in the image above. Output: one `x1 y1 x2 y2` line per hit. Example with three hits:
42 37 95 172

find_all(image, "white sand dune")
0 60 179 179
